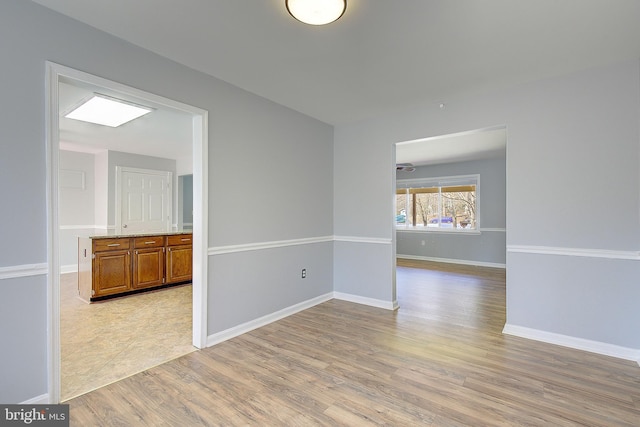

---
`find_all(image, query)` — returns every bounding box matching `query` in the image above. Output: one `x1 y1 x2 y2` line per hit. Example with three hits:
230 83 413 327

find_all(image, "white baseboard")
60 264 77 274
206 291 399 348
21 393 50 404
397 254 506 269
333 292 398 311
206 292 333 347
503 324 640 365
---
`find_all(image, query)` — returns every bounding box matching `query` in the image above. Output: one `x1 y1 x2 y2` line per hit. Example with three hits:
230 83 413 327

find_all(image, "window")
396 175 478 231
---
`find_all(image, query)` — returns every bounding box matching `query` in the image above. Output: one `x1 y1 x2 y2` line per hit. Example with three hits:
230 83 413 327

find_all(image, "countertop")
87 230 192 239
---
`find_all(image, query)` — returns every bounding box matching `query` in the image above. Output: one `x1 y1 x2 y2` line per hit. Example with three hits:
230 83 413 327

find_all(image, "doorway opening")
392 126 507 318
46 63 209 403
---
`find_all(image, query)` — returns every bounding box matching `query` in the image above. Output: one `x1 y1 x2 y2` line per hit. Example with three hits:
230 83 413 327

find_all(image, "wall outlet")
421 240 426 246
301 268 307 279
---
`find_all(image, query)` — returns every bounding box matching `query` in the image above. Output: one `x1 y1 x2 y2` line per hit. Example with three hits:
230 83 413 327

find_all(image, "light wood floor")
66 261 640 426
60 273 195 401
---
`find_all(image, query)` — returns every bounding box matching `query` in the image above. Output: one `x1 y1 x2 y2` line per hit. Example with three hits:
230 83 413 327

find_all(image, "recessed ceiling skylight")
64 93 152 127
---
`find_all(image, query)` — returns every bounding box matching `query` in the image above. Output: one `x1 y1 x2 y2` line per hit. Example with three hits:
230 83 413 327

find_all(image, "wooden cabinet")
166 234 193 284
78 233 192 302
132 236 165 289
94 248 131 297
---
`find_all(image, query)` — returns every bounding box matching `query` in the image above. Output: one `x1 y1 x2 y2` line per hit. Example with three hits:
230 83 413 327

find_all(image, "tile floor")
60 273 195 401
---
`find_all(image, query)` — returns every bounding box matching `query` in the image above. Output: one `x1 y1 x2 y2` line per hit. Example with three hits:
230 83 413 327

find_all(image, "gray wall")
59 150 97 271
180 174 194 228
59 150 95 227
396 156 506 266
334 58 640 352
0 0 333 403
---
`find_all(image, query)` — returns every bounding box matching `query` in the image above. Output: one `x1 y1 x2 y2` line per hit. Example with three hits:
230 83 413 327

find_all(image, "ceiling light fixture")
64 93 153 127
286 0 346 26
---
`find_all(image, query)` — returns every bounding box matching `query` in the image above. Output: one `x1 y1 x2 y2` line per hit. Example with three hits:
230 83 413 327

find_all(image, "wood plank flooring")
66 260 640 426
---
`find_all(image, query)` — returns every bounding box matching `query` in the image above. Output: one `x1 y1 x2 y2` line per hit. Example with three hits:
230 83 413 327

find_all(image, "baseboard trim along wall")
21 393 49 405
333 292 398 311
0 263 48 280
207 293 333 347
206 291 397 348
60 264 77 274
397 254 506 269
507 245 640 260
503 324 640 365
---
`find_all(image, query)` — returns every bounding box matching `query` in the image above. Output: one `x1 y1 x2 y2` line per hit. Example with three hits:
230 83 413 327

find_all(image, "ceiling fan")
396 162 416 172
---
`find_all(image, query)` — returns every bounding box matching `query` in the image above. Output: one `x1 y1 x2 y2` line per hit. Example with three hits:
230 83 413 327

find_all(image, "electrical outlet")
301 268 307 279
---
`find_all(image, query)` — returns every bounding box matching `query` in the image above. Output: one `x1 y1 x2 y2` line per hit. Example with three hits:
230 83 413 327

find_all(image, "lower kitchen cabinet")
78 233 192 302
166 234 193 284
93 249 131 297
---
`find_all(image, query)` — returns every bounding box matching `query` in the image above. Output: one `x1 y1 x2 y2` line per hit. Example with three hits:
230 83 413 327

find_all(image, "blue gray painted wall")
0 0 333 403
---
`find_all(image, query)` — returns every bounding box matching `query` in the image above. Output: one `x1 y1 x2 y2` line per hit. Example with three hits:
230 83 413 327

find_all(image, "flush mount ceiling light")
286 0 346 25
64 93 153 127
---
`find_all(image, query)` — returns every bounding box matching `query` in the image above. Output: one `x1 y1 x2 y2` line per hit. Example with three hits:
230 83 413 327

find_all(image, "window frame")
396 174 480 234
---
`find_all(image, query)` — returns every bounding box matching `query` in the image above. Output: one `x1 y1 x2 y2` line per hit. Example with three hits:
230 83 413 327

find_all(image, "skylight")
64 93 152 127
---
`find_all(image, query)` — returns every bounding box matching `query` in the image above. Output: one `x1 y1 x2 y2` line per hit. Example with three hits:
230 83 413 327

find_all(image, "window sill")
395 227 481 235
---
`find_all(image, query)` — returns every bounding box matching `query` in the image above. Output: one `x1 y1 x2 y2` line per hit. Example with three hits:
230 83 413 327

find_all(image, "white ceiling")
39 0 640 162
58 79 193 160
396 126 506 167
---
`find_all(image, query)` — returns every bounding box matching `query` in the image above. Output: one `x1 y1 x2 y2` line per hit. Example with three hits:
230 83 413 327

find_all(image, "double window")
396 175 478 231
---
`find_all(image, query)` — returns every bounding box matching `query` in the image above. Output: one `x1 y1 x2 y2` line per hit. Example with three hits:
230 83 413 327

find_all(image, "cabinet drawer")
167 234 192 246
133 236 165 248
93 238 130 252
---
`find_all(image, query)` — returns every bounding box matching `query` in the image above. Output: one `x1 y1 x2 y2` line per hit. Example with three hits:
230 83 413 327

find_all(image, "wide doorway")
46 63 208 403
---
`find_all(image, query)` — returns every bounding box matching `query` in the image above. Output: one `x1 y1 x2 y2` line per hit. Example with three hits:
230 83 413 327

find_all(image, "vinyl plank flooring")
66 261 640 426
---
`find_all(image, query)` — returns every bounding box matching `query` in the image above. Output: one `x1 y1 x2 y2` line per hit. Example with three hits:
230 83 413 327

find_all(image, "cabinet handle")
144 241 156 244
181 238 191 242
107 243 120 247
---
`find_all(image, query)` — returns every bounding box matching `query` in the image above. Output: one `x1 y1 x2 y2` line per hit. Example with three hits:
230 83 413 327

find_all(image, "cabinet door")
165 245 192 284
132 247 165 289
93 250 131 297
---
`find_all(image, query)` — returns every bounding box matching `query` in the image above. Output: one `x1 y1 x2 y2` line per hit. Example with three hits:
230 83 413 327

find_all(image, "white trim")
396 173 480 188
333 236 392 245
333 292 398 311
397 254 506 269
479 227 506 233
503 324 640 365
206 292 399 348
59 225 105 230
60 264 77 275
21 393 50 405
0 263 48 280
207 293 333 346
209 236 392 256
209 236 334 255
45 61 61 405
396 228 481 235
507 245 640 260
46 62 209 404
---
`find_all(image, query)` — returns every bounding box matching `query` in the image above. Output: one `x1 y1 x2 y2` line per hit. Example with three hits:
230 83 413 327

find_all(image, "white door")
117 167 172 233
